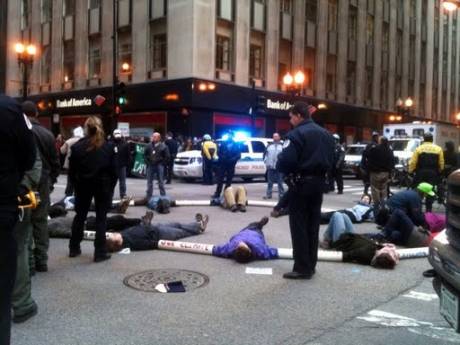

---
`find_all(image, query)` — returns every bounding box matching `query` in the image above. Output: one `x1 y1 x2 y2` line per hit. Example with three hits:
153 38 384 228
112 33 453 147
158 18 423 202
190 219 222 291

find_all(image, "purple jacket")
212 226 278 260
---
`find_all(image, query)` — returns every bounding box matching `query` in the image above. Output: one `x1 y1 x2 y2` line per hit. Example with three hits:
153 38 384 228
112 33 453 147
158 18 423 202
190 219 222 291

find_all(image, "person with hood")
0 95 36 344
60 126 84 196
213 131 242 198
111 129 130 199
201 134 217 185
22 101 60 274
68 116 118 262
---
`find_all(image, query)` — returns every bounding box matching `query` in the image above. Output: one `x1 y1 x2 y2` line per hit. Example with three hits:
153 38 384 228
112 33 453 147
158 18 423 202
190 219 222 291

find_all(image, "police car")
173 135 272 182
343 144 366 178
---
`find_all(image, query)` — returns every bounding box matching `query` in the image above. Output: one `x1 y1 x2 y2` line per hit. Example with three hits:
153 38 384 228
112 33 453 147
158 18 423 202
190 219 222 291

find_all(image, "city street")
12 176 460 345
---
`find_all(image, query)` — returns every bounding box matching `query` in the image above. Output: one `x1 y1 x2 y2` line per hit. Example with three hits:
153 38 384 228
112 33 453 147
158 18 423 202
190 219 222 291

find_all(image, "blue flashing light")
234 131 250 141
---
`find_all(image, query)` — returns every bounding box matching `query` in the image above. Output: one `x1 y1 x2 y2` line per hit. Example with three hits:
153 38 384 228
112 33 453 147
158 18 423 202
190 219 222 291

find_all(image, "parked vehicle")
173 137 272 182
342 144 366 178
429 170 460 333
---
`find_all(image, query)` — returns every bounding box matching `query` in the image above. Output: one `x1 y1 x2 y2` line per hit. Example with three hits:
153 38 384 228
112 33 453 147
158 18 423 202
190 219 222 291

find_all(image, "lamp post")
14 42 36 100
283 70 306 97
395 97 413 118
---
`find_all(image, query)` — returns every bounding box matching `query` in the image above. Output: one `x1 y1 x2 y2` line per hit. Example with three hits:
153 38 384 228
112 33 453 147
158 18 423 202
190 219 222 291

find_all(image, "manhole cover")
123 269 209 292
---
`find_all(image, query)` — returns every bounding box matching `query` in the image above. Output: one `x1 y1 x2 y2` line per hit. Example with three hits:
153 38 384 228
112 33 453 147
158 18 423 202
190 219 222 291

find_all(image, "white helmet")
333 133 340 140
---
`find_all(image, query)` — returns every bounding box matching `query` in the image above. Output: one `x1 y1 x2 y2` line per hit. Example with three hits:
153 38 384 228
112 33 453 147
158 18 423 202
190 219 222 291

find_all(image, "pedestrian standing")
263 132 284 199
408 132 444 212
164 132 178 184
144 132 170 199
213 131 242 198
60 126 84 196
277 102 334 280
111 129 130 199
0 95 36 345
22 101 60 274
68 116 118 262
366 136 395 209
201 134 218 185
327 133 345 194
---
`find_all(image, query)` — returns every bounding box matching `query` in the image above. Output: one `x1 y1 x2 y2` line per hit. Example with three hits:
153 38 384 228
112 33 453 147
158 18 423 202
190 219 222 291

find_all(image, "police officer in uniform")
0 95 36 345
68 116 118 262
277 102 334 279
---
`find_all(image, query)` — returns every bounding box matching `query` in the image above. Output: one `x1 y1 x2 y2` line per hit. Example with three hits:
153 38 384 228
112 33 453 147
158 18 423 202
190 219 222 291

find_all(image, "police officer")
327 133 345 194
22 101 60 274
408 132 444 212
0 95 36 345
68 116 118 262
277 102 334 279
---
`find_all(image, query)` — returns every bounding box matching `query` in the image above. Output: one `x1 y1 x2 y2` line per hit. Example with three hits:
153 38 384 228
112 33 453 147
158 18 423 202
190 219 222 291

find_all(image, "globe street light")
283 70 305 96
14 42 37 100
442 0 460 11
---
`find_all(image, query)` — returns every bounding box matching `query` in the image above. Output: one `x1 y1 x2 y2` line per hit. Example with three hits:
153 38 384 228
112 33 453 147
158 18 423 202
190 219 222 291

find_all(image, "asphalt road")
11 175 460 345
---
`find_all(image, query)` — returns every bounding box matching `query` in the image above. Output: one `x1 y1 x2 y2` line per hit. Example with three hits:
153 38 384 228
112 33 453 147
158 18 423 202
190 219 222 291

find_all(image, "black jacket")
68 138 118 187
218 139 242 165
332 233 381 265
0 95 36 210
121 224 159 250
112 138 131 168
364 143 395 173
277 119 334 176
30 118 60 186
165 138 178 157
144 142 170 165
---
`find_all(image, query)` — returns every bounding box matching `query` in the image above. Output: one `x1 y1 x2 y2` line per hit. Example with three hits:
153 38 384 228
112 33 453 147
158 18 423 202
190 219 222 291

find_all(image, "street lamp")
442 0 460 11
14 42 37 100
283 70 306 96
396 97 413 117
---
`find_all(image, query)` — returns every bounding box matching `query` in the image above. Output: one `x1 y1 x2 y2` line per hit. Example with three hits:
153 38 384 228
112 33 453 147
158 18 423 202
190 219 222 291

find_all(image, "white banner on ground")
173 200 213 206
396 247 429 259
247 200 277 207
157 240 215 255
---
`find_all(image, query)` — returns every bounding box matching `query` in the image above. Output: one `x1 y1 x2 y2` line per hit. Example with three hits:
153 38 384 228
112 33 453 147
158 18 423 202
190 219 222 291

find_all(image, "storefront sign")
131 143 147 178
266 99 293 111
56 97 92 109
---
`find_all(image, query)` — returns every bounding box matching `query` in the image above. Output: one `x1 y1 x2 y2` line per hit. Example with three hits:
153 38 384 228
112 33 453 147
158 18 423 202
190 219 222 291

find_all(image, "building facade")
3 0 460 142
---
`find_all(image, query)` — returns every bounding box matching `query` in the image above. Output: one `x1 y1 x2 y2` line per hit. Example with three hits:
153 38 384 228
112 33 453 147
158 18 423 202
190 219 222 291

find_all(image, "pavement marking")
245 267 273 275
357 309 460 343
403 291 439 302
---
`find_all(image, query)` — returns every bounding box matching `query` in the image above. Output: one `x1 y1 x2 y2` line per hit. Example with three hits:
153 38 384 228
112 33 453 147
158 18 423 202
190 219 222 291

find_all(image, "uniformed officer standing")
277 102 334 279
68 116 118 262
0 95 36 345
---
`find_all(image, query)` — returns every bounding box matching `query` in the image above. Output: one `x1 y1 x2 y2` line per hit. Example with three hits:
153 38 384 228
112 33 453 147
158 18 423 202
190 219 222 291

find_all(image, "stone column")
336 0 349 103
50 0 63 91
314 0 328 98
355 0 367 105
132 0 149 83
372 0 382 108
436 6 444 119
292 0 305 70
192 0 215 78
387 0 397 111
401 0 410 98
425 0 434 118
446 14 453 122
265 0 280 91
74 0 89 89
29 0 41 95
6 0 21 96
101 0 114 86
413 0 422 115
234 0 250 86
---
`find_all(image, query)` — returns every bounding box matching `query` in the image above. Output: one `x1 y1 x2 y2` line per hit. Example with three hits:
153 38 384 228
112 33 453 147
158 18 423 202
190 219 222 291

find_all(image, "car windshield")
390 139 418 151
346 146 365 155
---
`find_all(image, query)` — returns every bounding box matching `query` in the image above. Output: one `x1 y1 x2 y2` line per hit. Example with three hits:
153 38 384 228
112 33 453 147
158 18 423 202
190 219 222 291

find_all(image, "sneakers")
258 216 269 228
238 204 246 212
117 196 132 214
195 213 209 232
230 205 238 212
141 211 154 226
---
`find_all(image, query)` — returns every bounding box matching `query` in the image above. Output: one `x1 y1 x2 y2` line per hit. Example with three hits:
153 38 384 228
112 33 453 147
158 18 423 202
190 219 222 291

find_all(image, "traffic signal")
115 82 127 106
255 95 266 113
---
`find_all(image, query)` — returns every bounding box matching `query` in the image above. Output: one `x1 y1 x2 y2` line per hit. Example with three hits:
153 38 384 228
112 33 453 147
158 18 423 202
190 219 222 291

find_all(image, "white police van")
173 135 273 182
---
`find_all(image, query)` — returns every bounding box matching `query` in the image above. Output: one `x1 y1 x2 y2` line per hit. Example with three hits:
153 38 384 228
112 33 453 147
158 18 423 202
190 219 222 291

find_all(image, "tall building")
3 0 460 142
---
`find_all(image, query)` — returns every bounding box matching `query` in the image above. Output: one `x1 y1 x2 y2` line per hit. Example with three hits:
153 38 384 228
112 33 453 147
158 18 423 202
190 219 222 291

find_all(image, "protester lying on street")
320 212 399 268
211 185 247 212
320 194 373 224
50 196 132 215
48 214 143 238
105 212 209 252
212 216 278 262
270 190 290 218
146 195 173 214
375 182 434 227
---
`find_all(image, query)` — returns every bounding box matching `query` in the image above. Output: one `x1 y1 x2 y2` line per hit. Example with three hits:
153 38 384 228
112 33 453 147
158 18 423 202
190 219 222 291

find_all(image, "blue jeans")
266 168 284 198
324 212 355 243
117 166 127 198
146 164 165 199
